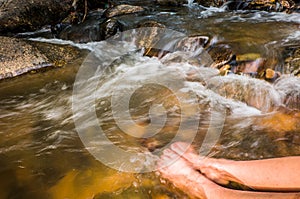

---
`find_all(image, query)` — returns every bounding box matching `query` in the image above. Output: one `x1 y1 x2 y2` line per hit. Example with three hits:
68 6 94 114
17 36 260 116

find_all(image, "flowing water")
1 5 300 199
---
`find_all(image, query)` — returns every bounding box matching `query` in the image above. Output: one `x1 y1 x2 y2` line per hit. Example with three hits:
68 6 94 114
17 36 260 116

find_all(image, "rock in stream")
0 36 84 80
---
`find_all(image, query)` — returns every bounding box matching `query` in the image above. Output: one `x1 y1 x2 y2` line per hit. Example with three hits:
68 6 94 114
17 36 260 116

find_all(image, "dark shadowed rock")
73 0 109 11
156 0 187 6
109 0 156 7
194 0 225 7
0 36 83 80
156 0 225 7
57 10 106 43
100 18 123 40
0 0 73 33
208 44 234 69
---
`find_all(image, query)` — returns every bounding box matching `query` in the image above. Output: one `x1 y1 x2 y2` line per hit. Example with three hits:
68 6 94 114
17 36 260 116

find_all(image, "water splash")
187 0 194 7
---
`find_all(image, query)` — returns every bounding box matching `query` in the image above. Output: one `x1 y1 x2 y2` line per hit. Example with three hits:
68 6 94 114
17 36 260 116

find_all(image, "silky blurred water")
0 6 300 199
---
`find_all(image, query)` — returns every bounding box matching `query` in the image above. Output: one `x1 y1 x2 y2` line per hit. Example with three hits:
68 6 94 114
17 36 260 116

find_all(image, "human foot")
170 142 244 186
157 148 223 199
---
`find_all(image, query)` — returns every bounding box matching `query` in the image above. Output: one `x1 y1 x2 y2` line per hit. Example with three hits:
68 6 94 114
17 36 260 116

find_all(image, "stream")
0 4 300 199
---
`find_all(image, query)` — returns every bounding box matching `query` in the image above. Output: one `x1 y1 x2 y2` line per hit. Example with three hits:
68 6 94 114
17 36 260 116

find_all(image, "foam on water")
283 30 300 43
223 10 300 23
197 6 227 18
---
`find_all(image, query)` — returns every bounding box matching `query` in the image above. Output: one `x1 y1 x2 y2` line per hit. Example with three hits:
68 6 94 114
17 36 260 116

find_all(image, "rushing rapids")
0 4 300 199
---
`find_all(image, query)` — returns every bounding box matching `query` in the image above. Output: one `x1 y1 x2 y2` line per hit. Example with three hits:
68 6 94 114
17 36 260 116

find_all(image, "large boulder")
0 0 73 33
0 36 84 80
103 4 144 18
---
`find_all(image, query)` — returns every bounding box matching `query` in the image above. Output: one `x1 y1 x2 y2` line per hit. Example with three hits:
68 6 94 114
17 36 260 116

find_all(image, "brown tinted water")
1 6 300 199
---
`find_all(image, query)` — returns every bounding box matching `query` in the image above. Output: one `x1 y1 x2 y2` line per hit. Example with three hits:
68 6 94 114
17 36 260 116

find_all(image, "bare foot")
157 148 223 199
170 142 244 186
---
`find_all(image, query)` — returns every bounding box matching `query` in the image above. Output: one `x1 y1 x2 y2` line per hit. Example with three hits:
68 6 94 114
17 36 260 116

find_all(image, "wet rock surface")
284 46 300 76
0 36 48 79
208 44 234 69
103 4 145 18
55 4 145 42
246 0 294 11
226 0 299 12
0 36 84 80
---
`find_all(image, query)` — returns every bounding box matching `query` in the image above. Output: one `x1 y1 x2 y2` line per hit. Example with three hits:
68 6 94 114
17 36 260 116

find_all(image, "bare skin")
157 142 300 199
170 142 300 191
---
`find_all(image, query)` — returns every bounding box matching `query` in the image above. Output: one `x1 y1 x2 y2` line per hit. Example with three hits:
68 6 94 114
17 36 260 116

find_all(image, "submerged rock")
232 57 264 76
207 75 282 112
176 35 209 52
49 168 136 199
275 76 300 110
0 0 72 33
0 36 83 80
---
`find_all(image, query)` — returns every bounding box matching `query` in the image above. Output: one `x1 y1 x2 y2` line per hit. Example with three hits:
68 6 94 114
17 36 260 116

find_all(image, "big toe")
157 149 195 177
